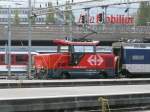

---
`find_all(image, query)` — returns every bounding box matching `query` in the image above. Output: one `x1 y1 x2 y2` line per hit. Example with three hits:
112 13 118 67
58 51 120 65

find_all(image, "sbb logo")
87 55 104 66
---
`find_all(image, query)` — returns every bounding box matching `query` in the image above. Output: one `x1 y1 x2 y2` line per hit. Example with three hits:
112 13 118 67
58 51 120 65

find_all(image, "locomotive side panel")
34 53 116 79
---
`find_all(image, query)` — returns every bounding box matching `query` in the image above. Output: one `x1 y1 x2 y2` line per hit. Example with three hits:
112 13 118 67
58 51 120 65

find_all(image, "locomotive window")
96 46 112 53
132 55 144 61
74 46 94 53
85 46 94 52
60 46 69 52
15 54 28 64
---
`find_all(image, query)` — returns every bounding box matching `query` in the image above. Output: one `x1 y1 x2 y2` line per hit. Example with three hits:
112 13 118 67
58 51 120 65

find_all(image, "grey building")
0 8 64 25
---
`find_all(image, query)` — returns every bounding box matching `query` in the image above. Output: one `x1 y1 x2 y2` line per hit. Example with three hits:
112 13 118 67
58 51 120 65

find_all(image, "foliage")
45 2 55 24
137 2 150 26
14 9 20 25
31 16 36 25
64 1 75 25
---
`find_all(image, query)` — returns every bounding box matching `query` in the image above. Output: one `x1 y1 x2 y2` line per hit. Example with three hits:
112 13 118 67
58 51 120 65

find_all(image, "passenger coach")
113 42 150 77
0 47 38 78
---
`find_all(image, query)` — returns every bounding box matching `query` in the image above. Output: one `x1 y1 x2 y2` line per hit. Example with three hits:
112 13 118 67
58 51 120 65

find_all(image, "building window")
3 18 8 22
25 10 28 14
20 18 23 22
22 10 25 14
5 10 8 14
11 10 14 14
20 18 28 22
41 17 44 22
25 18 27 22
22 10 28 14
2 10 5 14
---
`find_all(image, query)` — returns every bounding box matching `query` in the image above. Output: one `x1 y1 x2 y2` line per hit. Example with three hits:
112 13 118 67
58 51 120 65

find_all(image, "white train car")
114 43 150 77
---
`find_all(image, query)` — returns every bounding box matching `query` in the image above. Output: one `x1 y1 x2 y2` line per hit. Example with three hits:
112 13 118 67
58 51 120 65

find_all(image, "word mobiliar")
78 14 134 25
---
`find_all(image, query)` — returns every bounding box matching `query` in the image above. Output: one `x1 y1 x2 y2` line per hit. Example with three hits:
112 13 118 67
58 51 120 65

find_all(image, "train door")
70 45 95 66
70 46 83 66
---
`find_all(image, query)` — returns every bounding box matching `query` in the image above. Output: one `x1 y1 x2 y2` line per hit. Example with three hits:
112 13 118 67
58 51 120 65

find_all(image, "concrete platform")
0 78 150 88
0 85 150 111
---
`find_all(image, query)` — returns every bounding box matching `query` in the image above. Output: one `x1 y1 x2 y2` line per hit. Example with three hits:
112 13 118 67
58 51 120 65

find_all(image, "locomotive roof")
52 39 99 46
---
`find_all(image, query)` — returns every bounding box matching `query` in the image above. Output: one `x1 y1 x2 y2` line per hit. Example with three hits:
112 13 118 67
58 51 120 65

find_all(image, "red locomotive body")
34 39 116 79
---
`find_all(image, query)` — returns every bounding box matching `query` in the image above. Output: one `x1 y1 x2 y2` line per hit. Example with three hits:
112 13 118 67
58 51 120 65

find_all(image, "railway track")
72 105 150 112
36 104 150 112
0 78 150 88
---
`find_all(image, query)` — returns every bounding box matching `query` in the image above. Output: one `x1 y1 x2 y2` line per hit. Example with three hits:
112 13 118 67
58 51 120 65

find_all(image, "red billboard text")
78 13 134 25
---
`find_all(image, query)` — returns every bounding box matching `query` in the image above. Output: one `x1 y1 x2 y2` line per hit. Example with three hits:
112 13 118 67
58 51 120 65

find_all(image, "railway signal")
81 15 85 23
96 13 103 23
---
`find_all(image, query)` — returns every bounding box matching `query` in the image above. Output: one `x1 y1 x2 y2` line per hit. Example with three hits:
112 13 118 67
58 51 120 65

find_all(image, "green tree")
31 16 36 25
137 1 150 25
30 7 36 25
64 1 75 25
45 2 55 24
14 9 20 25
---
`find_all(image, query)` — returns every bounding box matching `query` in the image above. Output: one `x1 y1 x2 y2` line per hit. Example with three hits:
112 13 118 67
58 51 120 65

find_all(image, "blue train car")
117 43 150 77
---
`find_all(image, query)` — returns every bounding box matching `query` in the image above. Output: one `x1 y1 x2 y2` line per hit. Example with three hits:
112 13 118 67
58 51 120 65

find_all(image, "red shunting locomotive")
33 39 116 79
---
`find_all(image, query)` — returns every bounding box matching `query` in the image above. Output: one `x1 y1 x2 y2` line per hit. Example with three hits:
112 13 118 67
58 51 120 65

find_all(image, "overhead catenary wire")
31 0 106 15
31 0 149 17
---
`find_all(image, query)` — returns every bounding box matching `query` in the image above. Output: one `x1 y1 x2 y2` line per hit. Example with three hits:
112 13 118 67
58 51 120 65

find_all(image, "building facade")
0 8 64 25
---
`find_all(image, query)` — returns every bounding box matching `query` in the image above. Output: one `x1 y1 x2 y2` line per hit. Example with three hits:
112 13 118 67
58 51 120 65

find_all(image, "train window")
15 54 28 65
0 54 5 64
132 55 144 61
11 55 15 64
133 44 146 48
84 46 94 52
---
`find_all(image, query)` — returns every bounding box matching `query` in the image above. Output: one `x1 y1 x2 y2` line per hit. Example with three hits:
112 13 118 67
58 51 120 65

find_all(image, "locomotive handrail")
41 55 49 74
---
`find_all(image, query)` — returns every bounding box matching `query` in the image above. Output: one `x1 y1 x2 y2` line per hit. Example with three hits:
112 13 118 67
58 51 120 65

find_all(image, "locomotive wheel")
99 71 108 78
38 73 46 79
61 72 70 79
102 72 108 78
37 69 48 79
